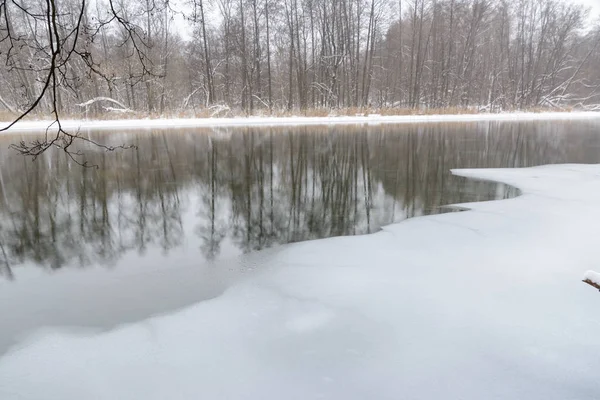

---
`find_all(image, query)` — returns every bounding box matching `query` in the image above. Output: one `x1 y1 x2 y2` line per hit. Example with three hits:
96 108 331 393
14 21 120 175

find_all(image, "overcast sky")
573 0 600 18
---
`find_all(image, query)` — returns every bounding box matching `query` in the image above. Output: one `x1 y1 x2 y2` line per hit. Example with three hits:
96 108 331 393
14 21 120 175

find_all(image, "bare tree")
1 0 599 162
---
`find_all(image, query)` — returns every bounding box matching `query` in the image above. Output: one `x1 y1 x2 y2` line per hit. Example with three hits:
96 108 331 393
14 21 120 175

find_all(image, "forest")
0 0 599 120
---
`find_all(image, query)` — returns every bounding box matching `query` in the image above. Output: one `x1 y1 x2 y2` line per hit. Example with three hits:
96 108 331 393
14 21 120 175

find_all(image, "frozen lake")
1 119 600 356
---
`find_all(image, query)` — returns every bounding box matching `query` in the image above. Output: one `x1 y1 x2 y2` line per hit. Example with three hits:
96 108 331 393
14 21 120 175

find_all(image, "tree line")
1 0 600 122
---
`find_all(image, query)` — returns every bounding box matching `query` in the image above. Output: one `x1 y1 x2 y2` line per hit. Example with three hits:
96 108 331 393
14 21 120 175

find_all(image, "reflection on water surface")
0 120 598 280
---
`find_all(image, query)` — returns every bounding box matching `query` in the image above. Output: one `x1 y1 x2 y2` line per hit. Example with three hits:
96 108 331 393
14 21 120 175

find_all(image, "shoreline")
2 111 600 133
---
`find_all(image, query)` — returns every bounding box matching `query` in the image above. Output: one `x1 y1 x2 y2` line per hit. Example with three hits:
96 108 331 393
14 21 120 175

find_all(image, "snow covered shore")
1 164 600 399
2 111 600 132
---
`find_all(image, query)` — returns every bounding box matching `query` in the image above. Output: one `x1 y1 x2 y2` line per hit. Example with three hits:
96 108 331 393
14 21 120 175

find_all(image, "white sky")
572 0 600 19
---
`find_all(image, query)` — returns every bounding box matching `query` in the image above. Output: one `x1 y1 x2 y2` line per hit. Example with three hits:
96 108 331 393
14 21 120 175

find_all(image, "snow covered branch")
77 97 133 113
582 270 600 291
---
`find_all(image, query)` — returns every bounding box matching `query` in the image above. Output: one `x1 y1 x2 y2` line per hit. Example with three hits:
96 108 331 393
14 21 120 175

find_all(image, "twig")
583 279 600 291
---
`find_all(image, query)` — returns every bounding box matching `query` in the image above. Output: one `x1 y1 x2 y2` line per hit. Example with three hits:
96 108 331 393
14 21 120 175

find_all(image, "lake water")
1 119 600 355
1 119 600 281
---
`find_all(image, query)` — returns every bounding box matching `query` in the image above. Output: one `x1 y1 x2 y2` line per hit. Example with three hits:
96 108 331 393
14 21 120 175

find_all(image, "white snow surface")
2 164 600 399
583 270 600 285
2 111 600 132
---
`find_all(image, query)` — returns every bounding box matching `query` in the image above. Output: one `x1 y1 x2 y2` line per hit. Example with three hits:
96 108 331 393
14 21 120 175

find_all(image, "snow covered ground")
2 111 600 132
2 164 600 399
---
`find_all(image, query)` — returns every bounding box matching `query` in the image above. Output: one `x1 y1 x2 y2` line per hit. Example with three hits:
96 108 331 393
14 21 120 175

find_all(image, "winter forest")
4 1 600 398
1 0 600 121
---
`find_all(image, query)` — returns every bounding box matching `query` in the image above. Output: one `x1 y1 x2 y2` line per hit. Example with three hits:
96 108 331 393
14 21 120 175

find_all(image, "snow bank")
2 111 600 132
2 164 600 400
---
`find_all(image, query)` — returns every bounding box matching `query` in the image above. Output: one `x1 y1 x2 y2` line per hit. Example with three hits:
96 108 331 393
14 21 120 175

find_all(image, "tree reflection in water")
0 120 598 279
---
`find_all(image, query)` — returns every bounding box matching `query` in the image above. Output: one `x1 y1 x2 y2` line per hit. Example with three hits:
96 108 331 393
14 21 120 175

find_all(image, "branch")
76 96 131 110
582 270 600 291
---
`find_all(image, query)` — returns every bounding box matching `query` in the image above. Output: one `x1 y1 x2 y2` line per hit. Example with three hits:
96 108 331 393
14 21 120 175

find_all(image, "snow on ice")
1 164 600 399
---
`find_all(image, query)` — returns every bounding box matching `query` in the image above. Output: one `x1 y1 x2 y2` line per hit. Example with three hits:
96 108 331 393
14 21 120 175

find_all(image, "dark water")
0 119 599 281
